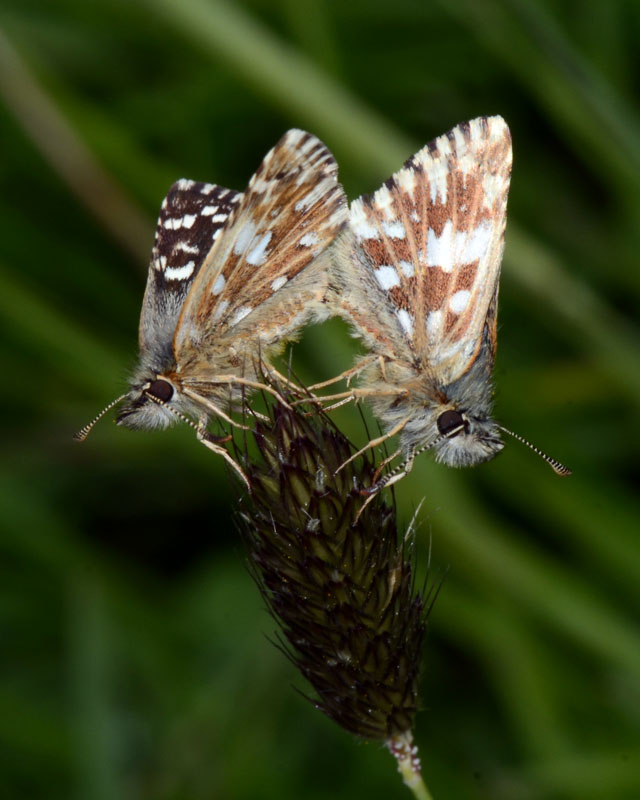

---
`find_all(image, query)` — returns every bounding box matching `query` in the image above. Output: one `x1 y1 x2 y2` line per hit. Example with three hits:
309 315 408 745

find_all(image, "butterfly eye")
437 410 468 437
146 379 174 403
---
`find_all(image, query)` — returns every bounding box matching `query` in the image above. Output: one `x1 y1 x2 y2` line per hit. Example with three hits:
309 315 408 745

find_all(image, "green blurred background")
1 1 639 798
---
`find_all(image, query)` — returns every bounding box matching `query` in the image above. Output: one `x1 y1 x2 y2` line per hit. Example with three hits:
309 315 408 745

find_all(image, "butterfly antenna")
368 433 448 493
73 395 127 442
143 392 202 435
499 426 571 476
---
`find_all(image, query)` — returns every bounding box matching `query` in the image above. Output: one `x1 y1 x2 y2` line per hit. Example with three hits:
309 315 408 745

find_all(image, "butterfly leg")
181 387 251 431
291 388 355 408
306 355 379 392
334 417 410 475
377 355 388 382
263 365 301 393
316 394 358 414
196 428 250 490
293 385 403 409
371 448 402 483
197 415 233 444
205 375 292 409
354 449 415 523
363 449 416 496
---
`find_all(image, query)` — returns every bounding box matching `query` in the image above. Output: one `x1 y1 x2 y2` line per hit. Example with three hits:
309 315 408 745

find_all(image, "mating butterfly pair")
76 118 570 486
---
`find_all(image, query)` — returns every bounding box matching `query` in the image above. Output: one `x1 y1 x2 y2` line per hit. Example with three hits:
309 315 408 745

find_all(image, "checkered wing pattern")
348 116 511 385
173 129 347 356
139 180 242 360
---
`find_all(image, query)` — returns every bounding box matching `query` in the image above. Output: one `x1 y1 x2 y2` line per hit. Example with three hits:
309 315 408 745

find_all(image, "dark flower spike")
236 381 436 799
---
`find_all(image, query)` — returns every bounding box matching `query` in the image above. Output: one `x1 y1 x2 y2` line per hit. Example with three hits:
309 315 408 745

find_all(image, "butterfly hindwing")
139 179 242 363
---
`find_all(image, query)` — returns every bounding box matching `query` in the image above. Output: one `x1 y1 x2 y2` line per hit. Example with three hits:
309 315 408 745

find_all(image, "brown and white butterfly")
75 130 348 483
325 115 569 489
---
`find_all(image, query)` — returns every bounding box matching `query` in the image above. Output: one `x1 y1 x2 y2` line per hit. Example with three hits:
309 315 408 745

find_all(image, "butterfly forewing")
139 179 242 360
173 130 347 355
352 116 511 384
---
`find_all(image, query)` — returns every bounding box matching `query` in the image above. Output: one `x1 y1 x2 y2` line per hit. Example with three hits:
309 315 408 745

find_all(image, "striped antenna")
143 391 201 433
498 426 571 476
366 424 571 495
73 395 127 442
364 432 448 495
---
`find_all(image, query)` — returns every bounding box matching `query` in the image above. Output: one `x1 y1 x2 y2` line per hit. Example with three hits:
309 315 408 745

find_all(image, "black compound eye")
437 409 467 437
146 379 174 403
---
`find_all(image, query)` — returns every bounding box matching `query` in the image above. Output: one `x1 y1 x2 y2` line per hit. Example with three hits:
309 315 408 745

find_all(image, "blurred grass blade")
69 577 121 800
497 461 640 600
438 588 572 761
523 747 640 797
410 464 640 678
143 0 414 175
279 0 343 76
435 0 640 201
0 262 122 396
0 27 152 262
505 227 640 405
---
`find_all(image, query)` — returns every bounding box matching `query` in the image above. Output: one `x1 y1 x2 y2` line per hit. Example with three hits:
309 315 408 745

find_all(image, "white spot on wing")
429 169 448 205
455 221 492 263
436 134 452 157
246 231 273 266
251 177 270 194
426 310 442 337
453 125 467 155
449 289 471 314
397 168 416 197
212 300 228 323
373 185 394 216
396 309 414 337
230 305 252 326
295 182 325 210
374 265 400 291
165 261 195 281
271 276 288 291
382 220 406 239
163 214 196 230
351 201 379 240
202 205 219 216
425 220 454 271
398 260 414 278
176 242 199 255
299 232 319 248
233 221 257 256
211 273 225 295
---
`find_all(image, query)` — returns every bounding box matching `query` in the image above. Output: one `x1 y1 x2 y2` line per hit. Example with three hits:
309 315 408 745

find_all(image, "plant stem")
388 731 434 800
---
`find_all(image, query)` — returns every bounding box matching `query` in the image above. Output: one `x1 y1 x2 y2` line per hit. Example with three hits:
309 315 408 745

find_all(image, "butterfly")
75 130 348 483
324 116 570 490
